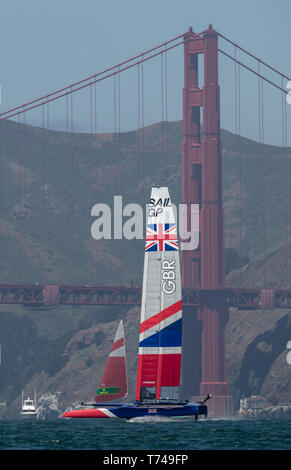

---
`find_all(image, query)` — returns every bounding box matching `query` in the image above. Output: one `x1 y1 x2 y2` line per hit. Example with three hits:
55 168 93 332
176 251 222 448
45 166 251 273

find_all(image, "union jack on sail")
145 223 178 252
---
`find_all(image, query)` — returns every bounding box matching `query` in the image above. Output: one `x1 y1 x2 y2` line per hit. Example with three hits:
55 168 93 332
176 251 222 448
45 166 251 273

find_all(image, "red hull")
63 408 114 418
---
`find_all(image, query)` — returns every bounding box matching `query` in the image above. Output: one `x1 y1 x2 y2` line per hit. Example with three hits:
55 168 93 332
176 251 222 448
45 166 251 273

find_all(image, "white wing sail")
136 187 182 402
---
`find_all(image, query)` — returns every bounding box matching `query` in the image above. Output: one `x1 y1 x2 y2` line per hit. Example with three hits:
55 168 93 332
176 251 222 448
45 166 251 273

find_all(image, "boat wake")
127 415 198 423
128 416 177 423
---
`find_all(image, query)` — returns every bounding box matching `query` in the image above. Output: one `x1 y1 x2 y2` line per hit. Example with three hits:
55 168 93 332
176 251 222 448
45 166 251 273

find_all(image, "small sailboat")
63 187 209 420
63 320 128 418
21 390 37 417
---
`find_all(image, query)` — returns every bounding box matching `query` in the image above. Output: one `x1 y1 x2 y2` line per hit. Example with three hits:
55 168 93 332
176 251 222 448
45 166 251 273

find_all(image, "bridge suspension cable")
0 34 186 121
234 46 242 287
218 48 289 95
258 66 266 286
282 76 289 285
218 32 290 81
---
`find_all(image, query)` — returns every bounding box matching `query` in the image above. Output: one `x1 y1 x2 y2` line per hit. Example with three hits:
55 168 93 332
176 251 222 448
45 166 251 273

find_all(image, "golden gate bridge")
0 25 290 416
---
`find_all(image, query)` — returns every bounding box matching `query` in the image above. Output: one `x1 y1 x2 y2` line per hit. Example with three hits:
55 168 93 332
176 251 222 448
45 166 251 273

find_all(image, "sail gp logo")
91 196 199 251
148 197 170 216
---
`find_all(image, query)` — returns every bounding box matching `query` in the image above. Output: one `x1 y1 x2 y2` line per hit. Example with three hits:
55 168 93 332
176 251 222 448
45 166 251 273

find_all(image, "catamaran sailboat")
62 187 209 419
63 319 128 418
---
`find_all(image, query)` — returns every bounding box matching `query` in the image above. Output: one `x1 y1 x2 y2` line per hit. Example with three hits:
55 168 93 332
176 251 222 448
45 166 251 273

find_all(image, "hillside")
0 118 291 417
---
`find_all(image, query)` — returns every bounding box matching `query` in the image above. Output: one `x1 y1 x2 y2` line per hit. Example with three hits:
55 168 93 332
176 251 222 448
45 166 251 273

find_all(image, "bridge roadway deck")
0 284 289 309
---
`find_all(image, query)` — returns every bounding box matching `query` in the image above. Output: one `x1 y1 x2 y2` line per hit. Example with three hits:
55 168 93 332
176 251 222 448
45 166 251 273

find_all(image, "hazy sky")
0 0 290 144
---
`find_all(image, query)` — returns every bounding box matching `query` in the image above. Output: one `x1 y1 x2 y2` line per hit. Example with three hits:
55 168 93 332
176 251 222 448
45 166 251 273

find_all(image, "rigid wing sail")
136 186 182 403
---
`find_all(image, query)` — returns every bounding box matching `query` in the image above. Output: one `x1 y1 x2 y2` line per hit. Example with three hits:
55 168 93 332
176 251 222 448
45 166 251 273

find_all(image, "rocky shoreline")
238 405 291 418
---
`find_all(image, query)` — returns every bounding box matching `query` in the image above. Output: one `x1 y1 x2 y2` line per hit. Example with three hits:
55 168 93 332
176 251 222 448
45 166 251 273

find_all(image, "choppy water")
0 417 290 450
